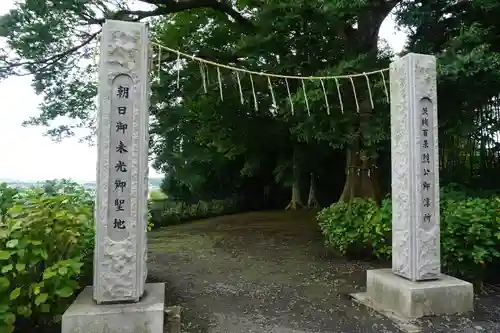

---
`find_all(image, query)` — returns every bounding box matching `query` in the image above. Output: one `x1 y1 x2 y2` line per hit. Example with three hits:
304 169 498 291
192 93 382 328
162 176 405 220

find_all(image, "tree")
396 0 500 188
0 0 252 140
7 0 462 208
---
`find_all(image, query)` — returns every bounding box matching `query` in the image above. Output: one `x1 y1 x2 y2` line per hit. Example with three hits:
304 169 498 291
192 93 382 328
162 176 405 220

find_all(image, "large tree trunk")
339 99 381 204
285 148 304 210
339 147 380 203
307 171 319 208
337 0 395 204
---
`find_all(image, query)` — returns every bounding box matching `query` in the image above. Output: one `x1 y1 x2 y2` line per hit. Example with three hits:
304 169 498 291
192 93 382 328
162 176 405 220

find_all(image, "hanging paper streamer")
335 78 344 114
364 72 374 109
157 45 162 83
217 67 223 101
176 52 181 89
268 77 277 110
249 74 258 111
204 63 210 85
199 62 207 93
320 79 330 115
350 76 360 113
285 79 294 115
150 42 390 116
381 71 389 103
236 71 244 104
301 79 310 116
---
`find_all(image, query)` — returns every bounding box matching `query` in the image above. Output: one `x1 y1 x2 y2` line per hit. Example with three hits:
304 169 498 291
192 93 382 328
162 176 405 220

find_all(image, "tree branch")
0 31 101 74
1 0 253 79
92 0 253 29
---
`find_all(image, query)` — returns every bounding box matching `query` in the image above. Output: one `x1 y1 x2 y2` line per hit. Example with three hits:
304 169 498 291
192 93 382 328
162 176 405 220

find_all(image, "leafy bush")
441 195 499 280
149 198 239 228
0 183 94 332
317 186 500 281
317 198 391 259
0 183 18 223
149 189 167 201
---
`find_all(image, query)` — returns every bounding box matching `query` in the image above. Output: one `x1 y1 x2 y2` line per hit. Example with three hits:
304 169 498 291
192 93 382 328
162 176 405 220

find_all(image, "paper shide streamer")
150 41 390 116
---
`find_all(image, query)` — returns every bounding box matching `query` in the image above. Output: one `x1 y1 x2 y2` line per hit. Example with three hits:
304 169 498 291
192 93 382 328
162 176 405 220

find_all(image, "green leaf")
40 304 50 313
15 263 26 272
17 305 32 317
5 240 18 248
0 277 10 291
34 293 48 306
3 312 15 325
0 251 12 260
42 270 57 280
1 264 13 274
31 284 41 295
55 286 74 298
58 266 68 276
9 287 21 300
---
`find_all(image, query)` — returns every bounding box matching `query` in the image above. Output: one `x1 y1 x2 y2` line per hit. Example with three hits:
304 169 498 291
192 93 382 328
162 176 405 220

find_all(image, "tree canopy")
1 0 499 206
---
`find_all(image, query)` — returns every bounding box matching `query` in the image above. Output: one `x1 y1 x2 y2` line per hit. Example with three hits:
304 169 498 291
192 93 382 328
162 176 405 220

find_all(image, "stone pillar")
350 53 473 321
389 53 440 281
62 20 164 333
93 19 150 304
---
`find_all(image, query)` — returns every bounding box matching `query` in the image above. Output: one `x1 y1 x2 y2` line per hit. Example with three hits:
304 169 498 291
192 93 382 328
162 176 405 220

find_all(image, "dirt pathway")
147 211 500 333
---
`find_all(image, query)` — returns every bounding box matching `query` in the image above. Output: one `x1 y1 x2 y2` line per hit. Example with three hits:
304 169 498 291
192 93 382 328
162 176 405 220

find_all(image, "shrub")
0 187 94 332
0 183 18 223
317 187 500 281
317 198 391 259
441 195 499 280
149 198 239 228
149 189 167 201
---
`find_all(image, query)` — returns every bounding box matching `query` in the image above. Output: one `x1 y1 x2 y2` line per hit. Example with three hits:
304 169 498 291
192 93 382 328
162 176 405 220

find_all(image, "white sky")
0 0 406 182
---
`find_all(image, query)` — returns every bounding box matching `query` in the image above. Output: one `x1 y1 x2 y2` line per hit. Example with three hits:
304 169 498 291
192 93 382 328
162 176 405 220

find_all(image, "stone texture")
94 19 150 304
61 283 165 333
352 269 474 319
389 53 440 281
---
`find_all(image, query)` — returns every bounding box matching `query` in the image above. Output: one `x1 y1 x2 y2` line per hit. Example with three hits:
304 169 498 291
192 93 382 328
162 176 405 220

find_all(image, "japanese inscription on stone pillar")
419 98 435 228
390 53 440 282
108 77 133 242
94 20 150 304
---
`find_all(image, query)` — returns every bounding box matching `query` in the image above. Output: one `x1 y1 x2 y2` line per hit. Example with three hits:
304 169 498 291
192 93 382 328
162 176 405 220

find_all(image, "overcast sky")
0 1 406 182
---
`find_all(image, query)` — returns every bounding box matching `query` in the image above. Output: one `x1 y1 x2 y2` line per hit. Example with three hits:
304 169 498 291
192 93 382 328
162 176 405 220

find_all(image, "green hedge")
149 197 239 228
0 182 94 333
317 187 500 281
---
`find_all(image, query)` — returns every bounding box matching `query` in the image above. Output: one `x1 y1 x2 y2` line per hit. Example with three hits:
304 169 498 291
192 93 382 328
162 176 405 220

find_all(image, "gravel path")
147 211 500 333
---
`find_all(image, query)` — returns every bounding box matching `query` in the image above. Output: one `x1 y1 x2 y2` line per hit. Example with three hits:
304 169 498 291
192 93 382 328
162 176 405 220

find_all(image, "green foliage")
396 1 500 190
440 194 499 279
149 198 239 228
149 189 167 201
0 0 252 141
0 183 94 332
0 183 18 223
317 198 391 259
317 186 500 281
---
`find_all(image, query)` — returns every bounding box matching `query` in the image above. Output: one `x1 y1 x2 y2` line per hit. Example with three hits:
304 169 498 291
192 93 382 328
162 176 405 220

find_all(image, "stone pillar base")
351 269 473 320
61 283 165 333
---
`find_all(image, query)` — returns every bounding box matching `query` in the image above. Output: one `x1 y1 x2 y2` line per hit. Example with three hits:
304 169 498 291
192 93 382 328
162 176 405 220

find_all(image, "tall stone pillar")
61 20 164 333
351 53 473 321
389 53 440 281
92 19 149 304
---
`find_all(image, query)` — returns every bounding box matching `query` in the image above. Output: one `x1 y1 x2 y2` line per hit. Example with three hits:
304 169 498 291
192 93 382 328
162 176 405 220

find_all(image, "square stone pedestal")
351 269 473 320
61 283 165 333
